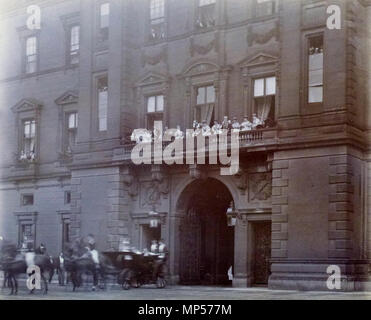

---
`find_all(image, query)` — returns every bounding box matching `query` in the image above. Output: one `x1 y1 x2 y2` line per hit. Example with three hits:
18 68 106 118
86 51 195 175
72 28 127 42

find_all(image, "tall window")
255 0 276 17
66 112 78 150
308 36 323 104
195 85 215 124
23 119 36 155
149 0 165 40
62 218 70 249
100 3 110 41
98 77 108 132
146 95 164 130
196 0 216 29
70 25 80 64
26 36 37 74
253 76 276 124
20 223 34 247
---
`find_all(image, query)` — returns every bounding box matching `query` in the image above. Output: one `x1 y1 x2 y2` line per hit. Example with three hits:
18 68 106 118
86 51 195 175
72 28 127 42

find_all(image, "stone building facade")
0 0 370 290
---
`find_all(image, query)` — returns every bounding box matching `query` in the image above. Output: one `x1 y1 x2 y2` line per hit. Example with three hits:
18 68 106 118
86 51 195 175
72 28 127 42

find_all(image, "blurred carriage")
111 250 167 290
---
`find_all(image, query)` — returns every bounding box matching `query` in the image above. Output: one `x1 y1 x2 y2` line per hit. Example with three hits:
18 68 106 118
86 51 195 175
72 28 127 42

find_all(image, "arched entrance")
177 178 234 285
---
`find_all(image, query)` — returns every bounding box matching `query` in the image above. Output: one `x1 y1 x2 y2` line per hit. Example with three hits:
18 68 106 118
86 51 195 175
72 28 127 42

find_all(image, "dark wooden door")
179 209 202 284
253 222 271 285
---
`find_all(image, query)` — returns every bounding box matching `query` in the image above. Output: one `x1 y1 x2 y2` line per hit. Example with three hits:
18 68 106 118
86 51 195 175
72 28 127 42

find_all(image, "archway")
176 178 234 285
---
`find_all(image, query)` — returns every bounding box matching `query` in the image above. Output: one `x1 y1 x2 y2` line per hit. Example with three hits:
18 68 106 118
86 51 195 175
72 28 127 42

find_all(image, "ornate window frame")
146 0 168 43
11 99 43 164
60 12 80 68
179 60 231 128
95 0 110 50
301 29 325 115
135 72 170 129
14 211 38 247
17 26 40 77
57 211 71 251
55 91 79 161
239 53 279 120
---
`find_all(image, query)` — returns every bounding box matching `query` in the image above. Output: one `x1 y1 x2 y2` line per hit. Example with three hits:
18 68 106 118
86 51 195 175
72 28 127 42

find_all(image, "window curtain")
200 103 214 125
256 96 272 121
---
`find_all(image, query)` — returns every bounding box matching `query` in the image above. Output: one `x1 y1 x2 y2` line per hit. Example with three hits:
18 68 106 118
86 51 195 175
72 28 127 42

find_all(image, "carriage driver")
152 239 168 281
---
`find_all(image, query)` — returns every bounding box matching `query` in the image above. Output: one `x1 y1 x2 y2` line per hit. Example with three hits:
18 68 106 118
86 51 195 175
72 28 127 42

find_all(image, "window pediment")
55 91 79 106
135 72 169 87
12 98 42 113
181 60 220 78
239 53 278 69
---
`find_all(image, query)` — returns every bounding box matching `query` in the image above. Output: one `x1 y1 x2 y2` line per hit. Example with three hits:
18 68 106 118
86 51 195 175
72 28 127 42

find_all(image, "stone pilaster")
328 155 354 258
69 176 82 240
271 160 289 258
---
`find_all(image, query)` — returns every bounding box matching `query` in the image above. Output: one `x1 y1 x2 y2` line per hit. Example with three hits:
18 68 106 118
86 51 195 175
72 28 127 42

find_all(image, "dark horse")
0 241 52 295
63 239 113 291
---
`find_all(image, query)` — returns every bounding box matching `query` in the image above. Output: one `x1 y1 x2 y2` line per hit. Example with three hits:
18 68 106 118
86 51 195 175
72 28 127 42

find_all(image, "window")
70 25 80 64
100 3 110 41
21 194 34 206
98 77 108 132
66 112 78 150
255 0 276 17
149 0 165 40
308 35 323 104
62 218 70 249
253 76 276 124
196 0 216 29
146 95 164 130
26 36 37 74
195 85 215 124
23 119 36 156
20 224 34 247
65 191 71 204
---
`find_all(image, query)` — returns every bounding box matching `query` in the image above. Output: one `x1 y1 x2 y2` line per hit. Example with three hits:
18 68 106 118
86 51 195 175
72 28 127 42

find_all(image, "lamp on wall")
226 201 236 227
149 206 159 228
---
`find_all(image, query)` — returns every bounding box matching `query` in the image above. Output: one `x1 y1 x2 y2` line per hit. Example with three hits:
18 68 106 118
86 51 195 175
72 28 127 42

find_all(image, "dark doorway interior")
141 225 161 250
179 178 234 286
253 222 271 285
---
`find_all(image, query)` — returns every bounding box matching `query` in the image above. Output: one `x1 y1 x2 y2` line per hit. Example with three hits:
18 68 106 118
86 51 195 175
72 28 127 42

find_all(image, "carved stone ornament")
234 168 247 195
248 172 272 202
247 21 279 47
190 33 219 57
141 46 167 67
122 167 138 198
189 164 207 180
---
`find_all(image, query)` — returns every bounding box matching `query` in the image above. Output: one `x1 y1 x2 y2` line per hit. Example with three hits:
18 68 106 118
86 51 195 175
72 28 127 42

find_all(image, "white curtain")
256 96 272 121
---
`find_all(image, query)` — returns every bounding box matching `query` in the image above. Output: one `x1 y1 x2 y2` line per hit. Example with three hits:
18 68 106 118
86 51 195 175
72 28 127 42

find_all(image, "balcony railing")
120 128 277 161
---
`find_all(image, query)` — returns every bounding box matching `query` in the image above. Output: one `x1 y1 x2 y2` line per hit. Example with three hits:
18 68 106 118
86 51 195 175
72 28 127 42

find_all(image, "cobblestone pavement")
1 282 371 300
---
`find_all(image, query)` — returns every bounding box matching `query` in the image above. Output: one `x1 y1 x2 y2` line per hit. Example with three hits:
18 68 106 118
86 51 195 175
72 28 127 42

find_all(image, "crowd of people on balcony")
130 114 270 144
19 150 36 163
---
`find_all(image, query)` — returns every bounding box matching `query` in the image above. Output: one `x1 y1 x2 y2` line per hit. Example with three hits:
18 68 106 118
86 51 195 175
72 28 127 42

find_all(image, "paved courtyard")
1 282 371 300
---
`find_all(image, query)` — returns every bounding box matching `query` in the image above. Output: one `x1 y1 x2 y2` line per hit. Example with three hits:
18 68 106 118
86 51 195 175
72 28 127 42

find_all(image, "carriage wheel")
156 277 166 289
122 280 130 290
130 278 140 288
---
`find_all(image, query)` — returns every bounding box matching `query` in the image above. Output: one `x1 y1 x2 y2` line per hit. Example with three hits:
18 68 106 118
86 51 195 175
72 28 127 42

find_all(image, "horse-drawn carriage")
105 250 167 290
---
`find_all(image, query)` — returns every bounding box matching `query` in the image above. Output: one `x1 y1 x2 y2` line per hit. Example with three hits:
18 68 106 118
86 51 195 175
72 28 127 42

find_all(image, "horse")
63 240 117 291
0 242 52 295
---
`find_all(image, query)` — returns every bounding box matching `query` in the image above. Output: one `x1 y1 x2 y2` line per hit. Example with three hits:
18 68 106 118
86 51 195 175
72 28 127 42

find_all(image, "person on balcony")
241 117 253 131
201 120 211 136
231 117 240 132
211 120 222 135
252 114 264 129
175 125 184 140
221 116 230 130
